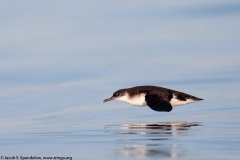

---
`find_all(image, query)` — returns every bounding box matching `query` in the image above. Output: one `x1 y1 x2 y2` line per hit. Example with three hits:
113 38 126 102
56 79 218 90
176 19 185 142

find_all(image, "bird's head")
103 89 127 103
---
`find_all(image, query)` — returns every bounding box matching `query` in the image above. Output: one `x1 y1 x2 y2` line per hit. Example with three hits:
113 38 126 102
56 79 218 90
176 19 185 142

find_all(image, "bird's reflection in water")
106 122 200 158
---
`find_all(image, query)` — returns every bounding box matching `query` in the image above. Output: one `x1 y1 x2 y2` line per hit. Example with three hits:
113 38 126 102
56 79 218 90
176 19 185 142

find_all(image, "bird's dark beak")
103 97 114 103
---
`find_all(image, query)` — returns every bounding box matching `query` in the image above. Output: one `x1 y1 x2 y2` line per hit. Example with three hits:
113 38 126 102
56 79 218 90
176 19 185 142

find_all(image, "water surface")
0 1 240 160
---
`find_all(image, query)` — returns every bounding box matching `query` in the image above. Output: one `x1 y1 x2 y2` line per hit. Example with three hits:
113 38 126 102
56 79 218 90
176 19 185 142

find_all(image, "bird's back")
127 85 202 101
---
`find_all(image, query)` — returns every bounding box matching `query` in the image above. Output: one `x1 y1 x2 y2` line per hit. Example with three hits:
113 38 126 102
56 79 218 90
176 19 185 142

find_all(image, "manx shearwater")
103 85 203 112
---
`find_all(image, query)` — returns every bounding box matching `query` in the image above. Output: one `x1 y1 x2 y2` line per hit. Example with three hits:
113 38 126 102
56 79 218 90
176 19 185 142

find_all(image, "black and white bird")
103 86 203 112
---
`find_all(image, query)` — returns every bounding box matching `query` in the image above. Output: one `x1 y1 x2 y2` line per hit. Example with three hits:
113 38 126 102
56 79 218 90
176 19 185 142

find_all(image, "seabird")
103 86 203 112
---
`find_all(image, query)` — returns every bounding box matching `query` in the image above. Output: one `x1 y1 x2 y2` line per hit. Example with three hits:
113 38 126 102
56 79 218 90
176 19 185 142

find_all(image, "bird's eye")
115 93 120 96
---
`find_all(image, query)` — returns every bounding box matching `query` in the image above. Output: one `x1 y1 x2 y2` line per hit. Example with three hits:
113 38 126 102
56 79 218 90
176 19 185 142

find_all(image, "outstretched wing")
145 94 172 112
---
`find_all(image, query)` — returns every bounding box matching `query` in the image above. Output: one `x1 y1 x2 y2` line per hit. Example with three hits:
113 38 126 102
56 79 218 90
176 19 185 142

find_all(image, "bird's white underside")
115 93 147 106
115 93 196 107
170 95 195 106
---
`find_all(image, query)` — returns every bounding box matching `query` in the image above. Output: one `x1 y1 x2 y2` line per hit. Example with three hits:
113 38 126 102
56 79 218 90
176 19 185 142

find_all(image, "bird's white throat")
115 93 147 106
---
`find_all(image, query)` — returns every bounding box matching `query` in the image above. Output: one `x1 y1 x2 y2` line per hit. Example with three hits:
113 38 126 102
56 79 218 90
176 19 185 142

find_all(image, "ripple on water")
105 122 201 159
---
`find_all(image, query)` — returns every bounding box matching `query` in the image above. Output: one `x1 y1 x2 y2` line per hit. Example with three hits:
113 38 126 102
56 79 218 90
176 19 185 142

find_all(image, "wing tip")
194 97 204 101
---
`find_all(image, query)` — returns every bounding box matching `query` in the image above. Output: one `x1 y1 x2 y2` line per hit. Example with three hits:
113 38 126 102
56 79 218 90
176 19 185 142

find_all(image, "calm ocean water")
0 1 240 160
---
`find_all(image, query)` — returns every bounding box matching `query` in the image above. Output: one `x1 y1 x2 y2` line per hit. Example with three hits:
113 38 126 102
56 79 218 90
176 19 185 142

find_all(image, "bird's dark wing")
145 94 172 112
